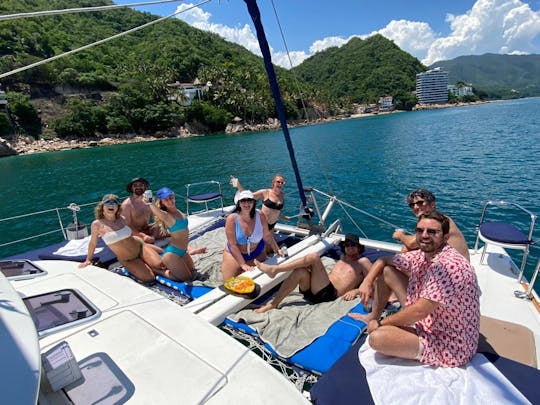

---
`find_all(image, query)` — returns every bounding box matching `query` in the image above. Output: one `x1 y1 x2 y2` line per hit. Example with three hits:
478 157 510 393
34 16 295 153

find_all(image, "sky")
115 0 540 68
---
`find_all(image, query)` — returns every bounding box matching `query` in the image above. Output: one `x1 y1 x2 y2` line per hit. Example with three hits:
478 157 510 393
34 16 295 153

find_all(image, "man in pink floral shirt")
348 211 480 367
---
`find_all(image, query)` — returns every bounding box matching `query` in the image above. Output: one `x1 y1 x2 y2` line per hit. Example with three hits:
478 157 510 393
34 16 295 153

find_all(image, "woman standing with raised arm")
79 194 163 283
230 174 290 230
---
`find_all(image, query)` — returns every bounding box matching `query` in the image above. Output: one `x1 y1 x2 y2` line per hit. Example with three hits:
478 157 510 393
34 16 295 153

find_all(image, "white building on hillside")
416 68 448 104
448 84 474 97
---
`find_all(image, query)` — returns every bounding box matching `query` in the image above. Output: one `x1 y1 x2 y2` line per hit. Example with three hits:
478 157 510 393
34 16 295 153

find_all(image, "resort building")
378 96 394 111
167 80 210 106
448 83 474 97
415 68 449 104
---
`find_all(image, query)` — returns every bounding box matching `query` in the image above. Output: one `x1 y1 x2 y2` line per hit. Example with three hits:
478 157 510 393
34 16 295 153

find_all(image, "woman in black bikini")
231 174 290 229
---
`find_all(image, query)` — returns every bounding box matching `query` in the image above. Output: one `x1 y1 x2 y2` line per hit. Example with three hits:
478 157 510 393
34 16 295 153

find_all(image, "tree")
6 92 41 137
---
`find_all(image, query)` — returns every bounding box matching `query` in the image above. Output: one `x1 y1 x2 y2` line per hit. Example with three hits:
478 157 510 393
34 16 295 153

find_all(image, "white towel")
358 340 531 404
53 236 103 257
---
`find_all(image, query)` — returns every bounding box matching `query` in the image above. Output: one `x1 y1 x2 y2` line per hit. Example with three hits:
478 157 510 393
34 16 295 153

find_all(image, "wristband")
377 319 383 327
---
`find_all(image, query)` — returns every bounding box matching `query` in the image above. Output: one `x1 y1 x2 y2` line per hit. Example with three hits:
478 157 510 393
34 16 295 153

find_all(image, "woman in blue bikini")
221 190 283 280
146 187 204 281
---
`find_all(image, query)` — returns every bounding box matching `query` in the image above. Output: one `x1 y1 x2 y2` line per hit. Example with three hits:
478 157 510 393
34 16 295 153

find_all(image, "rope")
268 0 311 121
0 0 184 21
0 0 211 79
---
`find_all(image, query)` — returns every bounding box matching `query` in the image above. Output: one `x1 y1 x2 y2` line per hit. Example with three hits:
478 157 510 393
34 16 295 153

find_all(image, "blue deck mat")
2 238 117 267
310 337 540 404
155 275 213 299
224 301 367 375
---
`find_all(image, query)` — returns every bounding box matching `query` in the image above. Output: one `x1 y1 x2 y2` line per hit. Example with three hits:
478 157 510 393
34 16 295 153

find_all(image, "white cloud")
423 0 540 65
175 1 540 68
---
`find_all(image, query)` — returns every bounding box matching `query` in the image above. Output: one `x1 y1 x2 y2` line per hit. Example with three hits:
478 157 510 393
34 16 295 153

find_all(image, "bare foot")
348 312 375 323
255 303 276 313
189 246 207 255
254 259 279 278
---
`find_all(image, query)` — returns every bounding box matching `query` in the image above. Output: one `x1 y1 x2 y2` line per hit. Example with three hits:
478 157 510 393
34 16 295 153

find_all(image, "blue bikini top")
168 217 188 233
234 212 263 254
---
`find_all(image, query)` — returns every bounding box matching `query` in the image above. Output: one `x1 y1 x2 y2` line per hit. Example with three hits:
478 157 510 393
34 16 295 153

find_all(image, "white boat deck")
471 245 540 368
9 261 309 404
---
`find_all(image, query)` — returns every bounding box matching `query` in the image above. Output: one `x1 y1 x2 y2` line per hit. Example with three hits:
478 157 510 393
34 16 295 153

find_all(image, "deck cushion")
479 222 532 245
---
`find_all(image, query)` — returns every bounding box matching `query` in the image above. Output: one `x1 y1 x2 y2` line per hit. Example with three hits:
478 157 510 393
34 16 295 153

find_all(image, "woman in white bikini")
221 190 283 281
79 194 164 283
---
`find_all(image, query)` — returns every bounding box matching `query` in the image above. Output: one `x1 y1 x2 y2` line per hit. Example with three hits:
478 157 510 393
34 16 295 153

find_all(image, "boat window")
23 289 101 337
0 260 47 280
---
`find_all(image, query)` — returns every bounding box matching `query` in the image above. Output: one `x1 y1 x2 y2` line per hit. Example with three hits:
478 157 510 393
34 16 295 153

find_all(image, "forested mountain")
430 54 540 99
0 0 336 139
292 34 426 110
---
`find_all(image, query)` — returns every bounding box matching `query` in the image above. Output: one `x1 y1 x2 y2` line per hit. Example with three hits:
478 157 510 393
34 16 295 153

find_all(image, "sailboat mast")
243 0 308 209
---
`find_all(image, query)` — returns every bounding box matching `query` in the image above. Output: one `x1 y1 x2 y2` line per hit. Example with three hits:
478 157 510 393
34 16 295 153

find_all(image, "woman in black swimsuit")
231 174 289 229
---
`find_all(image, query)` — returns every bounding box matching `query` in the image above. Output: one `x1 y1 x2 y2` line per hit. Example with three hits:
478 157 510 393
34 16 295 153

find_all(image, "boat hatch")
23 288 101 337
0 259 47 280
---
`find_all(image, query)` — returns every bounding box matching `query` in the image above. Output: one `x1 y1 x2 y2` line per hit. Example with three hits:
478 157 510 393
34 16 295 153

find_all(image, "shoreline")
2 101 488 157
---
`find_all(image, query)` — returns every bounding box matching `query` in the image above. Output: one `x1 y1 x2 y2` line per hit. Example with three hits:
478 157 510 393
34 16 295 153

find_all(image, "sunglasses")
415 227 442 235
408 200 426 209
104 200 119 206
343 242 358 248
239 198 255 203
275 180 285 184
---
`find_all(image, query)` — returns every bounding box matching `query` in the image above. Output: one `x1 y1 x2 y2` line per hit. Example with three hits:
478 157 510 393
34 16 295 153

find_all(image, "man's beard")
133 188 144 196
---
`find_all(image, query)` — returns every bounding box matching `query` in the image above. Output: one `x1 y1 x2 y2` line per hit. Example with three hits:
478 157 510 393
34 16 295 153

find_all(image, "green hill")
430 54 540 99
292 34 426 110
0 0 335 139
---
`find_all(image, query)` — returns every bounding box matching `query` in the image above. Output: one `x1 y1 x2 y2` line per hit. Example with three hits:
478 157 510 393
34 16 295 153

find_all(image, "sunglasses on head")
408 200 426 209
415 227 442 235
239 198 255 203
104 200 119 206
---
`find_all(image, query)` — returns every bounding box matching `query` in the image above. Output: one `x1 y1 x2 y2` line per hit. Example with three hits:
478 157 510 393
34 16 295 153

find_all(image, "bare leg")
122 260 156 284
369 325 420 360
256 252 321 278
349 275 392 322
162 253 193 282
221 249 242 281
349 265 406 322
255 268 310 313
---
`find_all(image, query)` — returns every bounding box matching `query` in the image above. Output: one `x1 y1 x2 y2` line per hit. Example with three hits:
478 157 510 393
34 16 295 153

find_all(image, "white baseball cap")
234 190 255 204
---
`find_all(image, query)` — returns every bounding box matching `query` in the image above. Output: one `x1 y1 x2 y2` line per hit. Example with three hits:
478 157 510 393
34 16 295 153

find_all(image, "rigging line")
312 187 405 230
244 0 308 210
268 0 310 121
0 0 183 21
0 0 211 80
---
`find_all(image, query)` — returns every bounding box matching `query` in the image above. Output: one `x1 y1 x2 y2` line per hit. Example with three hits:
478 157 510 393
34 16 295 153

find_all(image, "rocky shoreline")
0 101 487 157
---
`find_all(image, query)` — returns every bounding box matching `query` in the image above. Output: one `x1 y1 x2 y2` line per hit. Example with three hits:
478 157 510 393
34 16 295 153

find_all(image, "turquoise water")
1 98 539 289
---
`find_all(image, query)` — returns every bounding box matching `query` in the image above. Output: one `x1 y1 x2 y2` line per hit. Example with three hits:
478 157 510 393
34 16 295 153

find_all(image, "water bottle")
280 244 289 258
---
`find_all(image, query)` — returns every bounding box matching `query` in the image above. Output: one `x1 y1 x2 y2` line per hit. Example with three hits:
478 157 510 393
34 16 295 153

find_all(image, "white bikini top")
102 225 132 245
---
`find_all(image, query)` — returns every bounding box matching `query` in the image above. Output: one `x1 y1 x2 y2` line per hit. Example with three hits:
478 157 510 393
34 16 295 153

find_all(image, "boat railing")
293 187 405 240
0 200 98 251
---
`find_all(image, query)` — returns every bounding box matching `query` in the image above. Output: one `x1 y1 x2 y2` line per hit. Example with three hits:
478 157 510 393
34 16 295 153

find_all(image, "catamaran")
1 1 539 404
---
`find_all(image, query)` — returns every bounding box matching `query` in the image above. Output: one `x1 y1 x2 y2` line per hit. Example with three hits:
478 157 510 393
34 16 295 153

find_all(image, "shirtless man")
392 189 470 261
121 177 164 244
255 233 371 313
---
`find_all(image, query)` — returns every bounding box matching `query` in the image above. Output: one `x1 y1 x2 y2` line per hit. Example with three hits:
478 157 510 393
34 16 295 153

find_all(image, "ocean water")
1 98 539 289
